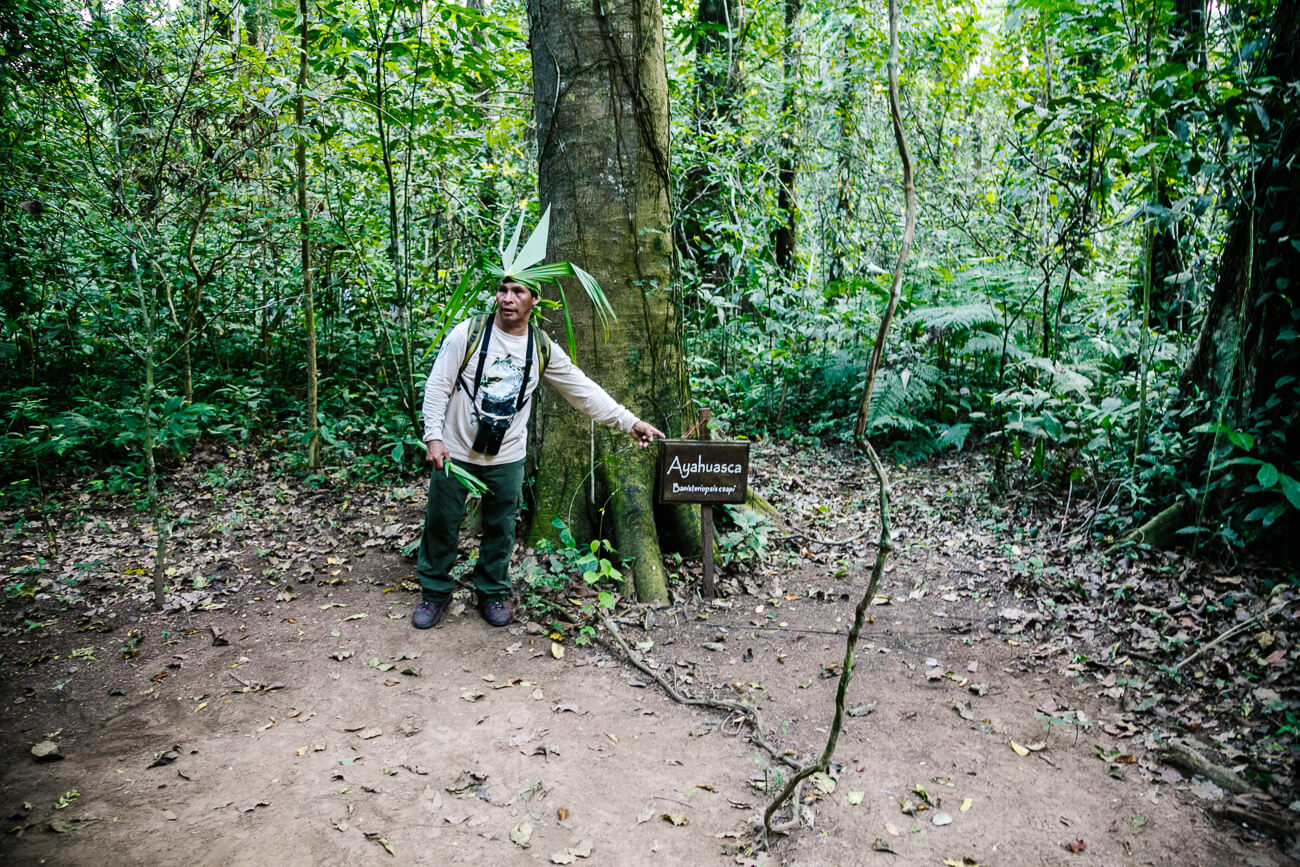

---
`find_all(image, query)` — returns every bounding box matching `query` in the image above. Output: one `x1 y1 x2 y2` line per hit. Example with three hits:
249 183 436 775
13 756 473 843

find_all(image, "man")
413 279 664 629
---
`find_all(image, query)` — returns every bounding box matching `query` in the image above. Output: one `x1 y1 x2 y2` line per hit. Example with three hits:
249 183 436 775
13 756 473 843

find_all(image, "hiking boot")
411 597 448 629
479 597 512 628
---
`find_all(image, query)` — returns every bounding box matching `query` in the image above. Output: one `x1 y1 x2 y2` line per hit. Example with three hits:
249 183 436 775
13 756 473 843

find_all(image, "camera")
471 413 512 456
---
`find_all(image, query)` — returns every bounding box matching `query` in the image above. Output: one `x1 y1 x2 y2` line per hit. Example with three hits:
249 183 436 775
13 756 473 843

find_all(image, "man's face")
495 281 536 329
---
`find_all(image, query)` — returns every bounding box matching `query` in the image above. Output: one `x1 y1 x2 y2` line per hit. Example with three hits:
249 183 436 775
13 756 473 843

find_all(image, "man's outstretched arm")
542 344 665 446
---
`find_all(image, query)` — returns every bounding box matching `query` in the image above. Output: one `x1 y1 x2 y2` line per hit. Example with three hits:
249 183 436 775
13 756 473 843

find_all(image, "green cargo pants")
415 458 525 602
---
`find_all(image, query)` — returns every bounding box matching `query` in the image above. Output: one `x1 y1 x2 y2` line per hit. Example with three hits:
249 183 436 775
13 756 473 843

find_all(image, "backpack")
454 312 553 406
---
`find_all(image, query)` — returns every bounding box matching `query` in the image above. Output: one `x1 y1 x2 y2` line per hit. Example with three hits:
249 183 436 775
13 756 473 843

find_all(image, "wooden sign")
657 440 750 504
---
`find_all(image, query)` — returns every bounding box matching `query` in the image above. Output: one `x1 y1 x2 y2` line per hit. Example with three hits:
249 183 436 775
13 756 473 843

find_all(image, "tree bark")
297 0 320 468
1180 0 1299 533
680 0 741 285
527 0 690 602
773 0 802 275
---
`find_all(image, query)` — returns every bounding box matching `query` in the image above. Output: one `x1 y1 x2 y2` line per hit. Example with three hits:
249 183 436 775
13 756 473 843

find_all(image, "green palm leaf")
509 206 552 275
500 209 526 275
445 460 489 495
572 263 614 327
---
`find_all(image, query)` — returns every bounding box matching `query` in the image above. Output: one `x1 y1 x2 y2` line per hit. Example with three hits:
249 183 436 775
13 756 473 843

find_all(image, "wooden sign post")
656 408 750 599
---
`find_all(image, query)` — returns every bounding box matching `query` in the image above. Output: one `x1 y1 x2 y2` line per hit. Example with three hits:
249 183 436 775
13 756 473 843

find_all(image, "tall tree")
828 20 856 286
1148 0 1207 332
297 0 320 468
772 0 802 274
1179 0 1300 534
680 0 742 287
526 0 690 602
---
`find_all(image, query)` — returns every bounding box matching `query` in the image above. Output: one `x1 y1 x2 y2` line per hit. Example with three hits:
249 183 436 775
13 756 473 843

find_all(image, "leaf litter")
0 442 1291 865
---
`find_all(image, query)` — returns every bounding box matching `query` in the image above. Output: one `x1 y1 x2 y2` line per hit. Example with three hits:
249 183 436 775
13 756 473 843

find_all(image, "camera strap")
516 326 535 413
457 315 535 414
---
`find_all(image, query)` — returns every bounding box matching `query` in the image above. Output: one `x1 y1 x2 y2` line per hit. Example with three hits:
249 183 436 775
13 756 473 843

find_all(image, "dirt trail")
0 545 1286 866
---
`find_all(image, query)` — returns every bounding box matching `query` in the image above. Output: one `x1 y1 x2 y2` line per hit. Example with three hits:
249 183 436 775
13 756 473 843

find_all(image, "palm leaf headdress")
481 205 615 352
426 204 615 362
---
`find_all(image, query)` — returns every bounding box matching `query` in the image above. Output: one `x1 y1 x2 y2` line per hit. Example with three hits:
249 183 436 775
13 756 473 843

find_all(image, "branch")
762 440 893 838
766 0 911 843
1171 597 1295 673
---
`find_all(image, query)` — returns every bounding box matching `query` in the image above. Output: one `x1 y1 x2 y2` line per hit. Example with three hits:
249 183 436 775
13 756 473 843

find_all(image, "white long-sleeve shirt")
422 317 639 466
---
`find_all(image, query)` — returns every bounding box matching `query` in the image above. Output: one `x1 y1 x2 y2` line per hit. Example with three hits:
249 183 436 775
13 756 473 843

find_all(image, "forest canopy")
1 0 1296 560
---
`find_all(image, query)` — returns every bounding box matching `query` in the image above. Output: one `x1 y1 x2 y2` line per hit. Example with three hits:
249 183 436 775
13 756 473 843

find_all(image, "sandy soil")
0 543 1289 866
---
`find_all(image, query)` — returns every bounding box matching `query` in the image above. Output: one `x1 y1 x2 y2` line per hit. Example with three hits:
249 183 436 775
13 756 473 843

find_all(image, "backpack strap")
457 313 494 399
515 324 535 413
534 327 552 380
455 313 492 395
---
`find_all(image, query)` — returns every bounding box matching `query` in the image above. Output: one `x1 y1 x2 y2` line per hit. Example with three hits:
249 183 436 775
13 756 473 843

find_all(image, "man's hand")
630 420 665 448
425 439 449 470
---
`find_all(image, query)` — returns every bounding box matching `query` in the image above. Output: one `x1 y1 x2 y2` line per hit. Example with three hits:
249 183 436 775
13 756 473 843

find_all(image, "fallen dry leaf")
510 821 533 847
550 840 593 863
364 832 395 855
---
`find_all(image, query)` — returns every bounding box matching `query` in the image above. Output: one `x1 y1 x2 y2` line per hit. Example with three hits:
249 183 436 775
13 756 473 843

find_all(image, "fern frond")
908 303 1000 334
937 422 972 451
867 370 912 428
959 333 1013 358
908 362 943 387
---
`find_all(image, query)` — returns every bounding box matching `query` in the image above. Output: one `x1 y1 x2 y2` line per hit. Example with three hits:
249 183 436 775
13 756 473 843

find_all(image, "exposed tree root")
774 524 877 548
1210 802 1299 840
744 487 782 521
1110 495 1192 551
1157 741 1254 795
597 611 802 777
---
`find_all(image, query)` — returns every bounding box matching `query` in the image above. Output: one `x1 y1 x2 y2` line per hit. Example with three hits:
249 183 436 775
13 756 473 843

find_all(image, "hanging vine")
764 0 917 839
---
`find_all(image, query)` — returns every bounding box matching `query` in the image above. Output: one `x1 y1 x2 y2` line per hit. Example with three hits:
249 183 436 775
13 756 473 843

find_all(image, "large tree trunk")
526 0 692 603
680 0 741 286
829 26 855 286
1180 0 1299 533
297 0 320 469
773 0 802 274
1148 0 1206 332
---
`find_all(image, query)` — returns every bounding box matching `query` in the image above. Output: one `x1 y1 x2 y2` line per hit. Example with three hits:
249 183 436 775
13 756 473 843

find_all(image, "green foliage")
1193 415 1300 536
717 506 775 571
0 0 1290 560
523 519 622 642
0 0 536 505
